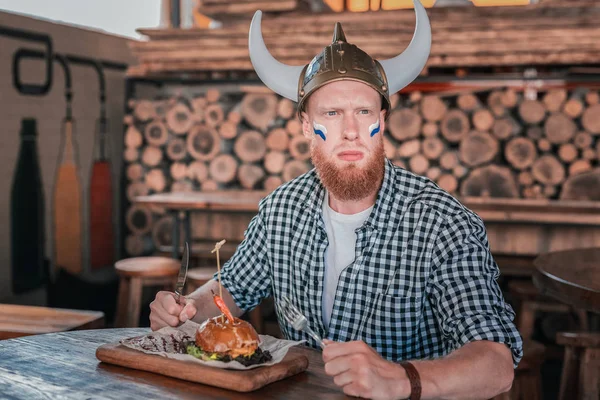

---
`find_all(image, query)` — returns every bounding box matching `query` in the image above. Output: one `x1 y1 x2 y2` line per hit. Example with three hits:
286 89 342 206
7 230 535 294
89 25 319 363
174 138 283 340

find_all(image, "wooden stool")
157 240 240 268
493 340 546 400
186 267 219 293
186 266 264 334
556 332 600 400
508 280 588 342
114 257 180 328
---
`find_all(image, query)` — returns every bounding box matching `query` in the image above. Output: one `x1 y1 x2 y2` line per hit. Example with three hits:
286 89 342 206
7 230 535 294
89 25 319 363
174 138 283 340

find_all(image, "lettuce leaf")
186 343 219 361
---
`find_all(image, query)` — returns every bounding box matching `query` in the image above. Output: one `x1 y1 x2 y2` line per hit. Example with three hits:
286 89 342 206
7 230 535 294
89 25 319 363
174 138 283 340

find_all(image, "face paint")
313 121 327 141
369 119 381 137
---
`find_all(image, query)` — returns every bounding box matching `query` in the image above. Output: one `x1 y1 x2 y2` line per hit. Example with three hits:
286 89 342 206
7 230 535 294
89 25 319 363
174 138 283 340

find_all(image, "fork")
280 296 326 349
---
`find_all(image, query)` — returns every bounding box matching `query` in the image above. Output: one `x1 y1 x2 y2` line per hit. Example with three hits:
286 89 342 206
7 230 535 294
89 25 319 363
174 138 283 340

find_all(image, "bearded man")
150 1 523 398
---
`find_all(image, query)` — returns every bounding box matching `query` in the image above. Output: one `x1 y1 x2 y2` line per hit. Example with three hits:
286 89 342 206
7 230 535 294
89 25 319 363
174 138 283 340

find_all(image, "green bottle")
11 118 46 293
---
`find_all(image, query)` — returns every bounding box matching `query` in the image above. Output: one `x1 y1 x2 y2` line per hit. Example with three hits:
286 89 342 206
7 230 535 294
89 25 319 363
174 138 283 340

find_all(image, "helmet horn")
379 0 431 95
248 11 304 101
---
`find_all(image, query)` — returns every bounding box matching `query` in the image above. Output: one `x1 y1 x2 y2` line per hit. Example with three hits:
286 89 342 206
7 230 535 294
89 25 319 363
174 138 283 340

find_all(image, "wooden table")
533 247 600 400
459 197 600 277
134 191 267 258
0 304 104 340
0 328 351 399
533 247 600 312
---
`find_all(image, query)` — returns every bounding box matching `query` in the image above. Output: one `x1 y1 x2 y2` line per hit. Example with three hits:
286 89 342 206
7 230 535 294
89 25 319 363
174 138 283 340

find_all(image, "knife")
174 241 190 305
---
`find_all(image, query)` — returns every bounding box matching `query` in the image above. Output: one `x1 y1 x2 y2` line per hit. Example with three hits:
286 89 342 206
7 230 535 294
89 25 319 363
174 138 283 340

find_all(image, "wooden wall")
0 11 134 303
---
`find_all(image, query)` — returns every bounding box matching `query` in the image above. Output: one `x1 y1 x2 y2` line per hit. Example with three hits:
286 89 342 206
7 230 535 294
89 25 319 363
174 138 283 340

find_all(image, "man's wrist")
399 361 422 400
390 360 413 399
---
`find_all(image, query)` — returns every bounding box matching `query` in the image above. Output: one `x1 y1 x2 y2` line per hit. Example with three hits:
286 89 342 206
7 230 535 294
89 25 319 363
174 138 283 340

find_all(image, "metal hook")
92 61 107 122
64 56 124 129
13 49 73 118
54 54 72 119
92 61 108 159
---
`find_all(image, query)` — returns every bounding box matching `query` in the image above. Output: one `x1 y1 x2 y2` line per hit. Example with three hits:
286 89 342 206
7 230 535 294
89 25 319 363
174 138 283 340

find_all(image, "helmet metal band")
297 23 390 114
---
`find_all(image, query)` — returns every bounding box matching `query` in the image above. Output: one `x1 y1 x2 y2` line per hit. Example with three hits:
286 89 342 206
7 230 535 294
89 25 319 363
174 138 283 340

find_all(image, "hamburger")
185 292 272 366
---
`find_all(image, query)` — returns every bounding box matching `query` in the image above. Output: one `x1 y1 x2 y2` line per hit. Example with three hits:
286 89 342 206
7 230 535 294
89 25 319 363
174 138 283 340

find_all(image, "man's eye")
327 111 337 116
360 110 370 114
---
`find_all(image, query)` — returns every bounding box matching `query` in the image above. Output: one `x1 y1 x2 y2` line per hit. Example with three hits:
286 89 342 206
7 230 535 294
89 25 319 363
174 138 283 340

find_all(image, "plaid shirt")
218 159 523 367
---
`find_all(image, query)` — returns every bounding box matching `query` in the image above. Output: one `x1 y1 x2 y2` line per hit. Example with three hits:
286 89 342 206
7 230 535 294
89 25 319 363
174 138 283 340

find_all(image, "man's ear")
300 112 311 139
379 109 387 132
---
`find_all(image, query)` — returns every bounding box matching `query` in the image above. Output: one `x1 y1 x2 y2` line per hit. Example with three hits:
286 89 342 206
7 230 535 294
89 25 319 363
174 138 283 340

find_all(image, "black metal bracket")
61 57 111 128
1 24 128 99
1 26 53 95
93 61 108 159
93 61 107 120
75 58 108 123
13 49 74 118
92 61 108 160
54 54 73 119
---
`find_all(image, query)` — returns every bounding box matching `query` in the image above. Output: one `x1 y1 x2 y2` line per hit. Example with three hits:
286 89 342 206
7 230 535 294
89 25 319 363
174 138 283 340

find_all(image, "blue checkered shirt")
218 159 523 367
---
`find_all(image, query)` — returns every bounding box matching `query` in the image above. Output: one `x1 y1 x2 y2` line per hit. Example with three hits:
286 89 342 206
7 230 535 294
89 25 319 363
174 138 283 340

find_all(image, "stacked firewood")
123 85 311 254
124 86 310 194
386 88 600 201
122 84 600 255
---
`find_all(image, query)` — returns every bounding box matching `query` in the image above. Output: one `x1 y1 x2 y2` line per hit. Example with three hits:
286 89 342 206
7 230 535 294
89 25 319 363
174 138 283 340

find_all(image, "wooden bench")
0 304 104 340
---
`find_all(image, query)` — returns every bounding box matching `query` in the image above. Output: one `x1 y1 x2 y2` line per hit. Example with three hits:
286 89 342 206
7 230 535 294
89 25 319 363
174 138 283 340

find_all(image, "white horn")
379 0 431 95
248 11 304 102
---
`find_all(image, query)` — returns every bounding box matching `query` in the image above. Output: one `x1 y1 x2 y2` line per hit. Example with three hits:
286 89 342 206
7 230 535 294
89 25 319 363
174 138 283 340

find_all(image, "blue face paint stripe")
314 129 326 141
370 125 381 137
313 121 327 141
369 120 381 137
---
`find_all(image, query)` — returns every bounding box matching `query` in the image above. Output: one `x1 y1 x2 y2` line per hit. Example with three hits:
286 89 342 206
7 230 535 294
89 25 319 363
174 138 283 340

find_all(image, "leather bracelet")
400 361 422 400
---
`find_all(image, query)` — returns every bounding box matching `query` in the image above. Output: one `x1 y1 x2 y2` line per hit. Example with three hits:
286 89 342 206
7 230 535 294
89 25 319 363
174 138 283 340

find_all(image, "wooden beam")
130 0 600 76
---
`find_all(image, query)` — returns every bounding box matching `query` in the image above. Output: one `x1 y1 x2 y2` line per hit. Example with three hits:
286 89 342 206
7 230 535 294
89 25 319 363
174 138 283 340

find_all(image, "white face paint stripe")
313 121 327 141
369 119 381 137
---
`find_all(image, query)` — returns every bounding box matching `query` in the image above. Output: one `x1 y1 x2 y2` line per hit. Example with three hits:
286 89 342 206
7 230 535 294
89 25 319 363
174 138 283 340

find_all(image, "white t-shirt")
321 191 374 328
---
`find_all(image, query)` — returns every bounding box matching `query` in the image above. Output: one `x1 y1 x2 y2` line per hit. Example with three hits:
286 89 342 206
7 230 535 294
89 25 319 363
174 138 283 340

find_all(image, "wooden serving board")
96 343 309 392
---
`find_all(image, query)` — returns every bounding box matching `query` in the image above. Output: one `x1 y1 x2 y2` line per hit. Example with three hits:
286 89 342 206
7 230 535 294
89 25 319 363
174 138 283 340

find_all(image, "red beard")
312 143 385 201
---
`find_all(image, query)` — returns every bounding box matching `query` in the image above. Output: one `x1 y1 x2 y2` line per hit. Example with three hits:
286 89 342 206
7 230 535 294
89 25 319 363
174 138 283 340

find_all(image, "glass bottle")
11 118 46 293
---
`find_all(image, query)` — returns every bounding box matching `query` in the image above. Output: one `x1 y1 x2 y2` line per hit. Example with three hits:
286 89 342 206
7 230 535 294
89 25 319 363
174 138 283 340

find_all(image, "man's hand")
149 291 197 331
322 339 411 400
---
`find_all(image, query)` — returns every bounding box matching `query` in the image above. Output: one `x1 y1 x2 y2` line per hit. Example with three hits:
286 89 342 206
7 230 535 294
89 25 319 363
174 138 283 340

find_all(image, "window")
324 0 532 12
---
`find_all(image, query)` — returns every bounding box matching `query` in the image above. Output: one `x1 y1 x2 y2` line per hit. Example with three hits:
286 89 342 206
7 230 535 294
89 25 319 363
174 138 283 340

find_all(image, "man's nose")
342 115 359 140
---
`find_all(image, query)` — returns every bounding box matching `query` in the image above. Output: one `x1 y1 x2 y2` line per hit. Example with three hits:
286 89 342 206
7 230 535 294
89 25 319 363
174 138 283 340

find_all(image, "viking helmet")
248 0 431 114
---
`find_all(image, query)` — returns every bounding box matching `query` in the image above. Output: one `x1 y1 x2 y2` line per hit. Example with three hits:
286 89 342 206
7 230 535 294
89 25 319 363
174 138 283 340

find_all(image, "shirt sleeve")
214 205 271 312
428 208 523 368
